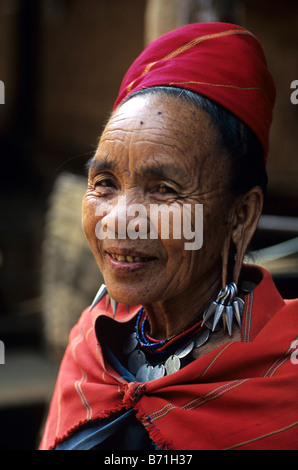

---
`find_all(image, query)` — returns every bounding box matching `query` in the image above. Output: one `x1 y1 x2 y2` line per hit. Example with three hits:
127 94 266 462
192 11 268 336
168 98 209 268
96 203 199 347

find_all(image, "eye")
93 174 118 193
95 178 116 188
155 183 177 194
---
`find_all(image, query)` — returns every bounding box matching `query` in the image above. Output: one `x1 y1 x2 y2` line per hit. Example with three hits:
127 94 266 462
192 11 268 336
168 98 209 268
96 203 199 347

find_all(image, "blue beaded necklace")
135 306 204 356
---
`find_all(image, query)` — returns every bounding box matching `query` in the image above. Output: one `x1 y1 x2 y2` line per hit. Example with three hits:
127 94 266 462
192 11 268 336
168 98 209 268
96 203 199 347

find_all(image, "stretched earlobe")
233 241 246 286
221 232 244 289
221 234 233 289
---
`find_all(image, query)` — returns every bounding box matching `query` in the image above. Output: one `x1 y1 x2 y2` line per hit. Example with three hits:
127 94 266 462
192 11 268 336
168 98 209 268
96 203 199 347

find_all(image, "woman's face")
83 93 232 307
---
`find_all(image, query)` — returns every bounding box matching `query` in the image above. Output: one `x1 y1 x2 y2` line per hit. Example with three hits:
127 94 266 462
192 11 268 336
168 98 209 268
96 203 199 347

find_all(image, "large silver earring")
89 284 129 318
201 282 244 336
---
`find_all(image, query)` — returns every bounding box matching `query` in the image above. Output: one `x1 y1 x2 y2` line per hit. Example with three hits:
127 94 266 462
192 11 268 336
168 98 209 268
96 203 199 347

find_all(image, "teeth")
110 254 148 263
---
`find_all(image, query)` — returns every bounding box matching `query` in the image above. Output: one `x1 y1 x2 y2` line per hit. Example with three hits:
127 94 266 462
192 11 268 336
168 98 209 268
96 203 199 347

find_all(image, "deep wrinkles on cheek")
82 197 107 267
82 194 96 226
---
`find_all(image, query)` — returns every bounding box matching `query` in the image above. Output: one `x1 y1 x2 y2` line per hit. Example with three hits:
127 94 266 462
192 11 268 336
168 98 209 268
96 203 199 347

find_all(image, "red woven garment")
114 22 276 163
39 266 298 450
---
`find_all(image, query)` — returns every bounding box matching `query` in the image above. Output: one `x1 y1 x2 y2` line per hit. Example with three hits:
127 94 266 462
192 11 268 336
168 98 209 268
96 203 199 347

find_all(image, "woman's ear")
231 186 264 284
221 186 263 288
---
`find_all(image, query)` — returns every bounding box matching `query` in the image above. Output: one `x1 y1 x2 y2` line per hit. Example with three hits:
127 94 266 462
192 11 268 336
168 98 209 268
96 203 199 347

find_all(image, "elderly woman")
39 23 298 450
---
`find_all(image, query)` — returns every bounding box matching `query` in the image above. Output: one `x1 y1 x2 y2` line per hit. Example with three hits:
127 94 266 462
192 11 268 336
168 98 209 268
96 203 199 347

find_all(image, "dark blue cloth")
55 344 157 450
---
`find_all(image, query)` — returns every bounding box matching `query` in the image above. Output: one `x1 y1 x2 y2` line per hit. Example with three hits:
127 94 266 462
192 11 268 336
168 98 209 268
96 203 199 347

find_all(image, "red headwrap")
114 22 276 164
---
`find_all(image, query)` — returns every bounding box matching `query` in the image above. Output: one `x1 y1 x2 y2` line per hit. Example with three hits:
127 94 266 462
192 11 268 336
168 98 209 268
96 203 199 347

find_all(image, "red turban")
114 22 276 164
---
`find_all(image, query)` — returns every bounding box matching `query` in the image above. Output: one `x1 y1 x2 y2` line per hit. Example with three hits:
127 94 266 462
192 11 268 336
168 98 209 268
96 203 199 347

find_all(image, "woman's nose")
99 195 151 240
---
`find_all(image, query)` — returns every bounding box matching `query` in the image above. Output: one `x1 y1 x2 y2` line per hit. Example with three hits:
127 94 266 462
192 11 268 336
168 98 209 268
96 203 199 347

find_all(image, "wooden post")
144 0 244 45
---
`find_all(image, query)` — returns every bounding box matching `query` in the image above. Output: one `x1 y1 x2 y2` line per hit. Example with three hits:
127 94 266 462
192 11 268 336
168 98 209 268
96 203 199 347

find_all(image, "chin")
104 280 161 307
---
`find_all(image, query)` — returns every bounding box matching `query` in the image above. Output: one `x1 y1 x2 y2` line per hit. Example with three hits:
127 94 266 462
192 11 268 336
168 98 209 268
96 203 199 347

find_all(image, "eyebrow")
85 157 117 174
137 163 188 182
86 157 188 183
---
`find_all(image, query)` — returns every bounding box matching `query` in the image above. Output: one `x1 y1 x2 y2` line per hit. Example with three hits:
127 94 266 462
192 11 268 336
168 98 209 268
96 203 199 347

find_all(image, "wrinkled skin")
83 93 262 341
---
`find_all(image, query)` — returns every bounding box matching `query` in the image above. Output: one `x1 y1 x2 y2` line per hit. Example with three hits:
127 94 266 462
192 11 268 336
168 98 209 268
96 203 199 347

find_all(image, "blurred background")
0 0 297 450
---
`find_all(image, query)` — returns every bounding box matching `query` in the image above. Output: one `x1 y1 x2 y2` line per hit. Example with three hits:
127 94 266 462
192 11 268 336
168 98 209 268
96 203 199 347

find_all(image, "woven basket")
41 172 103 360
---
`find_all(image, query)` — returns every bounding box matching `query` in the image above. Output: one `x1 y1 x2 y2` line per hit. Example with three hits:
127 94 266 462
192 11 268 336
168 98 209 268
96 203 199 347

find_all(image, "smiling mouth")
109 253 156 263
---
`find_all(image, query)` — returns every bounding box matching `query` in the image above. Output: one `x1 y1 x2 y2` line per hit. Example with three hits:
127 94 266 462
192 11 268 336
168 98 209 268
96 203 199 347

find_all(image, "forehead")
93 93 223 181
102 93 212 147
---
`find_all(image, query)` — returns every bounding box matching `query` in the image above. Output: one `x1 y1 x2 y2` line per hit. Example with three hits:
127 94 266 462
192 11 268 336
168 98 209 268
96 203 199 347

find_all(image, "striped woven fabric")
39 266 298 450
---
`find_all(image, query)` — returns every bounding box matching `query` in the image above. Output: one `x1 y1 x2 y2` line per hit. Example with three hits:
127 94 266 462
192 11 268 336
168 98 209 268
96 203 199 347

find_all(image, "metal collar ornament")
89 282 244 382
123 313 210 382
89 282 244 334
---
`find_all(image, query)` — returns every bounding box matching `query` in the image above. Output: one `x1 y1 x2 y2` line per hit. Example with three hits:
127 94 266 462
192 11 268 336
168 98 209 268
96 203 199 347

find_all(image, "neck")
143 271 222 340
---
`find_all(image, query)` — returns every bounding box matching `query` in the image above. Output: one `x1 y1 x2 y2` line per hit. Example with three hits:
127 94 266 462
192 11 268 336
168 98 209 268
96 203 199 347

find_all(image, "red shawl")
39 265 298 450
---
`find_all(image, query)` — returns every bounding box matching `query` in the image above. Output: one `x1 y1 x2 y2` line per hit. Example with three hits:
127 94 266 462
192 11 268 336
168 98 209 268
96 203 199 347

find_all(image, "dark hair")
125 86 268 199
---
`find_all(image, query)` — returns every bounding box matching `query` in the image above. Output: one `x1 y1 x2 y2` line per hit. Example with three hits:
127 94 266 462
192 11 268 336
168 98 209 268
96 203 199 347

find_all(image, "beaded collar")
122 301 243 382
90 282 245 382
